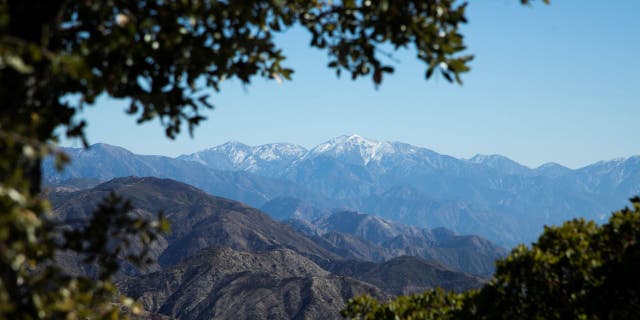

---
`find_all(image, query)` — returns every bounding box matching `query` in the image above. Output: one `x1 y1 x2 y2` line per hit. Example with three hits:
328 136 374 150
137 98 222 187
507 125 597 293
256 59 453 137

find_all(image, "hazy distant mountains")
44 143 329 209
50 177 495 319
45 135 640 246
178 135 640 245
285 210 505 276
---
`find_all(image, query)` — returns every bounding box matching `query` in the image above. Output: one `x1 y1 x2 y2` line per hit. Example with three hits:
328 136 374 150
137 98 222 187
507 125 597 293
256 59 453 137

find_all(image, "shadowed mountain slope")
326 255 486 295
51 177 496 319
49 176 341 268
286 210 506 276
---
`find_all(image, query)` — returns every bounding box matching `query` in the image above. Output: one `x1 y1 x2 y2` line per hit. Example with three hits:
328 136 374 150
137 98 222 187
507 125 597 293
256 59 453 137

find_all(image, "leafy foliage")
341 288 471 320
343 197 640 319
0 173 167 318
0 0 545 318
2 0 477 142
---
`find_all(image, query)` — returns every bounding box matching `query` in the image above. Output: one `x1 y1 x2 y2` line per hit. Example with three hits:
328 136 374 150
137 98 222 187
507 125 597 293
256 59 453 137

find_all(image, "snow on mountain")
253 143 307 161
178 141 307 174
468 154 532 175
183 134 464 173
305 134 396 165
575 156 640 193
48 137 640 247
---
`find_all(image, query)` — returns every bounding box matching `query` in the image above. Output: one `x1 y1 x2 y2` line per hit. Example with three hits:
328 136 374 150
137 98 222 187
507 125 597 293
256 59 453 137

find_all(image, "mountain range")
284 210 504 276
44 143 330 209
177 135 640 245
49 177 497 319
45 134 640 246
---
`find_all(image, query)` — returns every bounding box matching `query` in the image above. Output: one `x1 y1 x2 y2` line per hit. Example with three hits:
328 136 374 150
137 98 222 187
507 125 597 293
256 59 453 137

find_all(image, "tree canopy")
342 198 640 319
0 0 548 318
1 0 479 144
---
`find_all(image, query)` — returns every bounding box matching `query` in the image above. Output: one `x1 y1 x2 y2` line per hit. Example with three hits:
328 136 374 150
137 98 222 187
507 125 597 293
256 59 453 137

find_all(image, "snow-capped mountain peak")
307 134 395 165
213 141 252 164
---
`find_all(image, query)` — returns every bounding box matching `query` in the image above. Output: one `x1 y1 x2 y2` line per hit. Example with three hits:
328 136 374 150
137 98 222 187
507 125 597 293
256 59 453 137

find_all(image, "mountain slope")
178 141 307 175
342 185 522 246
260 197 332 221
44 144 327 208
326 255 486 295
50 177 342 268
306 210 506 276
51 177 492 319
468 154 532 176
119 247 387 320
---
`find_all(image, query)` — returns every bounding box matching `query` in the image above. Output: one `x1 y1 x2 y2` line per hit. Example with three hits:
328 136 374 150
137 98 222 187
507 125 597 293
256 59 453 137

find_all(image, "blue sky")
65 0 640 169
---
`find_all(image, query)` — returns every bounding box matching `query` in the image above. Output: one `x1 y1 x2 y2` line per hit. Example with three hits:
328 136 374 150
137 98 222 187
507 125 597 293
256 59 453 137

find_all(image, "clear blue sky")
64 0 640 169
